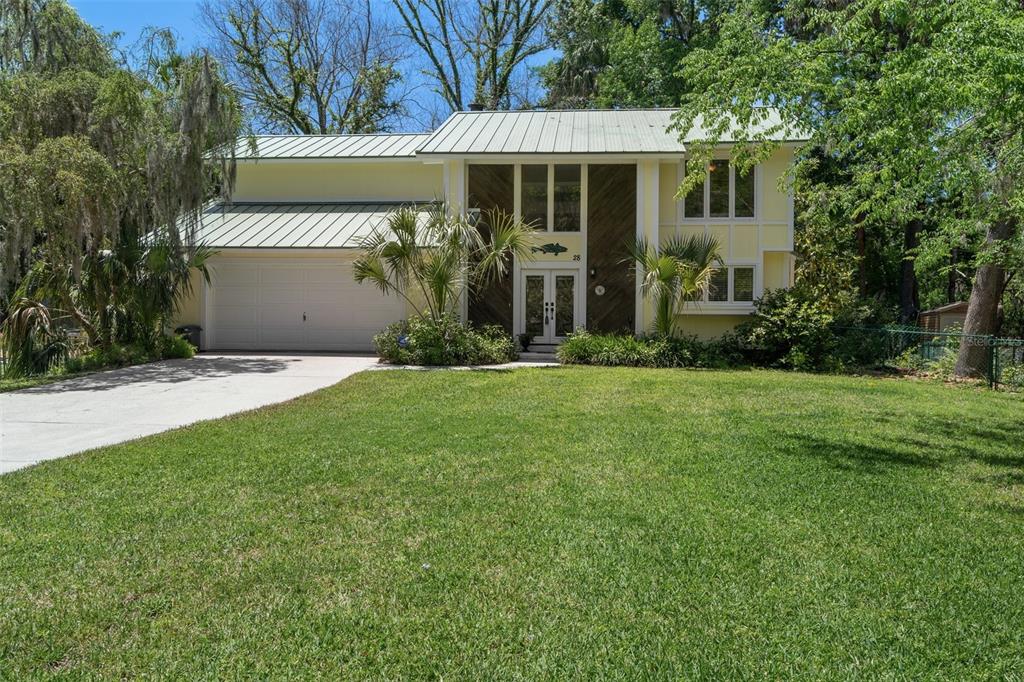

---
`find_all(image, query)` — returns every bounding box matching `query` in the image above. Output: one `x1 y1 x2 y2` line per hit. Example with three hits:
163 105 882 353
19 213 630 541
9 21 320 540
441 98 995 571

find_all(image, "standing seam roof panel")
224 206 298 247
484 113 519 154
273 207 336 248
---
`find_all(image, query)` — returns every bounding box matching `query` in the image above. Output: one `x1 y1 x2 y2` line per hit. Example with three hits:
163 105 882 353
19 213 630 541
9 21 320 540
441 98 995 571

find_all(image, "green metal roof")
234 133 430 160
417 108 805 156
192 202 415 248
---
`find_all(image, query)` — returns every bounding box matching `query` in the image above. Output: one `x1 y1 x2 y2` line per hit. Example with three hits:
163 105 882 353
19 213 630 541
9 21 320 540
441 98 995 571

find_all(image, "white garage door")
207 256 405 351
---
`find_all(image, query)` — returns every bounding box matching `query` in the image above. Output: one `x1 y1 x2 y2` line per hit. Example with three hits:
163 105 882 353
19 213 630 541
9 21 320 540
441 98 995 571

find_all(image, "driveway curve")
0 353 376 474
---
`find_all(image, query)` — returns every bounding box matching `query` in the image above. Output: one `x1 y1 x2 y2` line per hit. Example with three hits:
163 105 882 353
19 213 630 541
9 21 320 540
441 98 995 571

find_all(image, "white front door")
521 269 579 344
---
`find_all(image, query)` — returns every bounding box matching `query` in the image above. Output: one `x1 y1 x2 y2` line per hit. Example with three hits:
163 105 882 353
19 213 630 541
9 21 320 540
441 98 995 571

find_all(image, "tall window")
520 163 582 232
683 162 704 219
522 165 547 229
683 161 757 219
735 168 755 218
553 165 581 231
709 160 730 217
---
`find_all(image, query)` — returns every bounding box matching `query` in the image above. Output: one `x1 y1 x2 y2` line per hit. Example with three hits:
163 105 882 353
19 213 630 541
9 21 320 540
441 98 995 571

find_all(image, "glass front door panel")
554 275 575 337
525 275 545 337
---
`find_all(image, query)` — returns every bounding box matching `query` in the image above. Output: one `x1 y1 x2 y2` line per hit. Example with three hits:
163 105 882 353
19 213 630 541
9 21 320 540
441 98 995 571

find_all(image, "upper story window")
522 164 547 229
521 163 581 232
683 160 757 220
704 265 755 303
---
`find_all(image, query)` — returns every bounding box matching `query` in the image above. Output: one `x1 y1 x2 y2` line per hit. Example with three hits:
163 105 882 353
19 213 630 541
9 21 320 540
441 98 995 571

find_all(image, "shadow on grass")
774 410 1024 513
18 356 295 394
776 432 942 473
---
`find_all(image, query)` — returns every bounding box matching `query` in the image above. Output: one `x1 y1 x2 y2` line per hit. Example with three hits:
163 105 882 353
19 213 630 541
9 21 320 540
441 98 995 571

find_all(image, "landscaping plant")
354 204 532 365
627 234 721 338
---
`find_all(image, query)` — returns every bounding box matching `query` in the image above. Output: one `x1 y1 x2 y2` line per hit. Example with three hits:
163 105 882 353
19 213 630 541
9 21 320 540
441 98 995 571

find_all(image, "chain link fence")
848 325 1024 389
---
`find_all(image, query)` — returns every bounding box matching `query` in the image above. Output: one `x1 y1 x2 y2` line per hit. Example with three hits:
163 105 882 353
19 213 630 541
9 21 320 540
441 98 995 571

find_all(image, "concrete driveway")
0 353 376 474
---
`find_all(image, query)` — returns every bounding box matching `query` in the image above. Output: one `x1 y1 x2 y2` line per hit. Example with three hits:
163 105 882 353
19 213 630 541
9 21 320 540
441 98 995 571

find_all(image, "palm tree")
353 204 535 322
628 234 722 337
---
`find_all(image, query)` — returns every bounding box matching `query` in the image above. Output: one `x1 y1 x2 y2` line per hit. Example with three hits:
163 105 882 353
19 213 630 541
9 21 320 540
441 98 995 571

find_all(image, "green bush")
735 287 883 371
374 315 518 366
1000 363 1024 390
63 333 193 374
557 330 740 368
160 333 196 360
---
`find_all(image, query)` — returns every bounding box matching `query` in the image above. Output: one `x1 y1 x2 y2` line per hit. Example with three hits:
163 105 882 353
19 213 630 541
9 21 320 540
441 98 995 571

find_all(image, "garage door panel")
261 304 305 326
260 267 306 285
215 286 259 307
261 286 306 306
212 265 258 286
260 327 306 347
215 307 259 326
306 267 349 285
216 327 260 349
208 256 404 351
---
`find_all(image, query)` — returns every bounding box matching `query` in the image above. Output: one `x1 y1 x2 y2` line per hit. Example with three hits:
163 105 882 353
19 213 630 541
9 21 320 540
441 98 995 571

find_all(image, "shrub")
63 333 193 374
557 330 740 368
735 287 882 371
374 315 518 366
160 333 196 360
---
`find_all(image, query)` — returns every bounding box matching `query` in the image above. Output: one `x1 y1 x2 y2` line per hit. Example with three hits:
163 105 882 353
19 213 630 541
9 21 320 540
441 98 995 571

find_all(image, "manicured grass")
2 368 1023 678
0 370 90 393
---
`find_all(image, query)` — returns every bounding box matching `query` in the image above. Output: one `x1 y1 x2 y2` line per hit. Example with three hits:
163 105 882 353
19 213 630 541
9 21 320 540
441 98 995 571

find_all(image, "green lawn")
2 368 1023 678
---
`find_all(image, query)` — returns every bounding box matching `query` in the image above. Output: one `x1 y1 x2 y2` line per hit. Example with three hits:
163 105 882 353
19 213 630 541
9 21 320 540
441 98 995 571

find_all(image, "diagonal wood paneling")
467 164 515 333
587 164 637 334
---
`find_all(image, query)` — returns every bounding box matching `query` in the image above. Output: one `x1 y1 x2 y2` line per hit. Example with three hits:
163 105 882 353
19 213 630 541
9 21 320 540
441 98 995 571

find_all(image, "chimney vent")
467 102 484 111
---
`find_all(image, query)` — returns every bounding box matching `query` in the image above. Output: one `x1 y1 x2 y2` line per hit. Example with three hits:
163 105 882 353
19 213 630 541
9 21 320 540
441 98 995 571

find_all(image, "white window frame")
702 264 757 304
520 162 583 233
682 161 759 222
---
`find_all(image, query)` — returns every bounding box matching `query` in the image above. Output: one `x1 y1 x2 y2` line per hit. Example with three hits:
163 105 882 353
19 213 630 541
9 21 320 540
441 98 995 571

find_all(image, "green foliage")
354 205 535 322
374 315 517 366
160 333 197 360
628 233 721 337
0 298 74 377
735 287 883 372
674 0 1024 373
557 329 738 368
61 334 194 374
0 2 238 375
542 0 731 108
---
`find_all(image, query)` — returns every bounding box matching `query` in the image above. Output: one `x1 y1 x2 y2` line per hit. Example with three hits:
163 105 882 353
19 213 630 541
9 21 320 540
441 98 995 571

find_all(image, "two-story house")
174 108 803 351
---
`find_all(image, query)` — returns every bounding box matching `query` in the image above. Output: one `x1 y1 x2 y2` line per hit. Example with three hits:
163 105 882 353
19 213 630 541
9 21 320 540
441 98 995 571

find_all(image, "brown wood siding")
467 164 515 333
587 164 637 334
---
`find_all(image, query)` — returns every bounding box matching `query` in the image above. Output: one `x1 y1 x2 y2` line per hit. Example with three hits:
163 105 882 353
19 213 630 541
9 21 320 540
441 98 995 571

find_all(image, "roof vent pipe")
467 102 485 111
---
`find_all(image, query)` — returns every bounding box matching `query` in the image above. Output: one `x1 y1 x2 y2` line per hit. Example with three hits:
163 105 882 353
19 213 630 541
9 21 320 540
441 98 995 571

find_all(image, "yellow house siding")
677 314 750 339
232 161 443 203
763 252 789 291
171 268 204 329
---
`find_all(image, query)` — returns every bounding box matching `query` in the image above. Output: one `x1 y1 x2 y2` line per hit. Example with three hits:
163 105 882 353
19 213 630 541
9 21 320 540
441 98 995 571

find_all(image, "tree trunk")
898 219 920 324
954 218 1016 378
856 225 867 296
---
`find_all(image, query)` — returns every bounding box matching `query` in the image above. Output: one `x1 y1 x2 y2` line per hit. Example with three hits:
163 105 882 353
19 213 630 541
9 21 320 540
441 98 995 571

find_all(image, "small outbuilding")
918 302 1002 333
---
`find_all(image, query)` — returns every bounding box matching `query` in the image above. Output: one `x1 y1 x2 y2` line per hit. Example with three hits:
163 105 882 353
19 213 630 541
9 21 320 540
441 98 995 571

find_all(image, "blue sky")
69 0 203 50
67 0 553 131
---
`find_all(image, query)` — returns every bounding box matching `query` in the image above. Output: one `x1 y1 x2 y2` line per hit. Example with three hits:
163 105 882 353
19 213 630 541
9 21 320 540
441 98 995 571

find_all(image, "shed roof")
233 133 429 160
416 108 805 156
190 202 417 248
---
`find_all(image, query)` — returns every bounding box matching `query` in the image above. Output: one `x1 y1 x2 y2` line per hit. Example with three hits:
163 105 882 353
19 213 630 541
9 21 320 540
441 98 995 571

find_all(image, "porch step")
517 351 559 363
518 343 560 363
